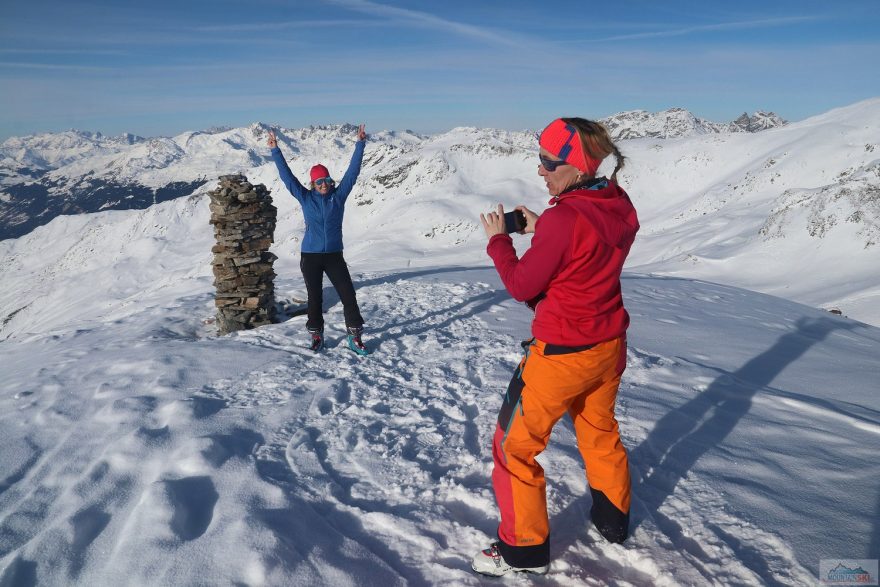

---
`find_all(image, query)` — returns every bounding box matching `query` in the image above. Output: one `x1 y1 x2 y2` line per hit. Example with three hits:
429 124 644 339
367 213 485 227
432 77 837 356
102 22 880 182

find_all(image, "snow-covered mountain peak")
599 108 710 140
599 108 787 140
730 111 788 132
0 129 146 172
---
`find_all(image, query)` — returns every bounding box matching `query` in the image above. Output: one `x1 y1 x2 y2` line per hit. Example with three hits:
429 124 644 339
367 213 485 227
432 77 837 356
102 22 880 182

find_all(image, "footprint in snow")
162 476 219 541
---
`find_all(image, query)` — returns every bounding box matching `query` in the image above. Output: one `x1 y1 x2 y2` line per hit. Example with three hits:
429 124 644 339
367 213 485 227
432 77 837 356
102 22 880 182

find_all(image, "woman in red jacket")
472 117 639 577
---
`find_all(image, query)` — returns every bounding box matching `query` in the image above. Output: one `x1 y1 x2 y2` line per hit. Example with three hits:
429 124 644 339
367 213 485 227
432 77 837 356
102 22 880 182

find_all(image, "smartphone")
503 210 526 234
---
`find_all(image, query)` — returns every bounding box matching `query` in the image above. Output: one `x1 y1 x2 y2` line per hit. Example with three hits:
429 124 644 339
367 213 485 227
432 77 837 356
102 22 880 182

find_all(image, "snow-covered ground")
1 200 878 585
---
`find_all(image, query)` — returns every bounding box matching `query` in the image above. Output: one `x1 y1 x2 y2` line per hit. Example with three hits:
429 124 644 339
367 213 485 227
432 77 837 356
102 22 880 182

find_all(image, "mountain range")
0 110 784 241
1 101 878 330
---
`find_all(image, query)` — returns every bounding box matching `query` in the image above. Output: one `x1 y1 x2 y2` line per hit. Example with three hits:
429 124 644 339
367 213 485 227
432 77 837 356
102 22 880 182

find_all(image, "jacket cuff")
487 233 512 250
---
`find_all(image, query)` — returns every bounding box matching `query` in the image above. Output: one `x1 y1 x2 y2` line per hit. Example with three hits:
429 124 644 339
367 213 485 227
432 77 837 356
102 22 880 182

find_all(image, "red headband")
539 118 602 176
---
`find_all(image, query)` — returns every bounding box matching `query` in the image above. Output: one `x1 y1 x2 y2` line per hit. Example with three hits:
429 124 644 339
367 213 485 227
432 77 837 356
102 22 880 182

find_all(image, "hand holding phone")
503 210 526 234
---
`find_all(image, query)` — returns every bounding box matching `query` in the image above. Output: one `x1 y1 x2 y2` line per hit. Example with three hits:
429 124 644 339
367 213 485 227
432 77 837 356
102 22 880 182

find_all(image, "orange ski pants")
492 336 630 550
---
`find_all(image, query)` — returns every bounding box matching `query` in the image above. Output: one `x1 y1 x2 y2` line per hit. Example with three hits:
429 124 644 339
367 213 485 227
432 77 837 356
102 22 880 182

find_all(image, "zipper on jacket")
321 193 327 251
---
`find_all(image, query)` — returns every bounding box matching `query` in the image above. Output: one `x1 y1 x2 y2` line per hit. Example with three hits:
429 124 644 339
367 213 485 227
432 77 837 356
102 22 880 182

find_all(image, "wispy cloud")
0 48 127 56
194 19 380 33
0 62 113 72
322 0 526 48
580 16 822 43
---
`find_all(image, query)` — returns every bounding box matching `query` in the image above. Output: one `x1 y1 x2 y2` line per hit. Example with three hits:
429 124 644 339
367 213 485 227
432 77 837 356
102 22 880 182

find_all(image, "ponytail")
562 117 626 182
610 143 625 183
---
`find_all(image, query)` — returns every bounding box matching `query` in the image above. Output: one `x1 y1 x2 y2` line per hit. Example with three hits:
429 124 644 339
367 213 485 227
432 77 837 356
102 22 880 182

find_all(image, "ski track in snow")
1 270 871 586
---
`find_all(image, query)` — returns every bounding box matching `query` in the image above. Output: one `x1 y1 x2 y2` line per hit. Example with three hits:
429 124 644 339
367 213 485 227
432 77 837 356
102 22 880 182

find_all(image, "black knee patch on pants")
590 487 629 544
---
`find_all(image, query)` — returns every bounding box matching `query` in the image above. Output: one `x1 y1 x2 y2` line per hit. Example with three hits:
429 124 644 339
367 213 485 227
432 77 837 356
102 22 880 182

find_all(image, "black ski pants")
300 252 364 332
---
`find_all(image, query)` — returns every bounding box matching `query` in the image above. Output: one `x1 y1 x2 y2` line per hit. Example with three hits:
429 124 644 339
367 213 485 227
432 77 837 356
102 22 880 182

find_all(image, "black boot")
308 328 324 352
590 487 629 543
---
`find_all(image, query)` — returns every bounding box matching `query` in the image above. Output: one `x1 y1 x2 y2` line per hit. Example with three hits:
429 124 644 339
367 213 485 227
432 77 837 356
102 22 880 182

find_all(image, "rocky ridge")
599 108 787 140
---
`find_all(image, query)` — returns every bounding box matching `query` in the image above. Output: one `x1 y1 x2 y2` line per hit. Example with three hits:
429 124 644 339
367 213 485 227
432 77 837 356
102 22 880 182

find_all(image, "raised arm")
335 124 367 201
268 130 308 203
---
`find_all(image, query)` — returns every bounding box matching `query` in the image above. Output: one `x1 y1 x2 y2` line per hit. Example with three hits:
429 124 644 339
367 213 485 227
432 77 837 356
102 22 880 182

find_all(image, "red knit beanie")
310 164 330 182
539 118 602 176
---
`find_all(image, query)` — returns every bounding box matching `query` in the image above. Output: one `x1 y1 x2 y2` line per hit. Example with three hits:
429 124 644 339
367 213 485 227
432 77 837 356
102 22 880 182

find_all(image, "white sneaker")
471 542 549 576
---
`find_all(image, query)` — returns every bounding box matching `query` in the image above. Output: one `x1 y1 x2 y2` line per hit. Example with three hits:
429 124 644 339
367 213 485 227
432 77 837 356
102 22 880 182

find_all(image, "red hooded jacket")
487 181 639 346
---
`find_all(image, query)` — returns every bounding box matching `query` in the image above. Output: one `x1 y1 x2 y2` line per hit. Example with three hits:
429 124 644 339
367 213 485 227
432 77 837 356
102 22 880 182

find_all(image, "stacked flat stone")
209 174 278 334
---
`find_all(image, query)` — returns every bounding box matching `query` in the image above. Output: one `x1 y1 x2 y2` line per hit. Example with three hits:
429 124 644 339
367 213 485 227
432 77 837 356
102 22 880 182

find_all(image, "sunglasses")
314 177 334 186
539 155 569 172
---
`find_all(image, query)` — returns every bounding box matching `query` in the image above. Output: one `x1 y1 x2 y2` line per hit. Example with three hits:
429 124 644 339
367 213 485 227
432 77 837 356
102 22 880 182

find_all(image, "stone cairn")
209 174 278 334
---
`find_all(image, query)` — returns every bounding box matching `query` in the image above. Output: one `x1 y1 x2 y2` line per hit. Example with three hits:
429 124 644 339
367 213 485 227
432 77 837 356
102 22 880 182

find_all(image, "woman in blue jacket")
267 125 368 355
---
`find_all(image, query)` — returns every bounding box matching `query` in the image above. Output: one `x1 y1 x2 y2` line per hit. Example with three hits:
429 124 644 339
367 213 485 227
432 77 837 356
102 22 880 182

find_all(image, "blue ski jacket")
271 140 365 253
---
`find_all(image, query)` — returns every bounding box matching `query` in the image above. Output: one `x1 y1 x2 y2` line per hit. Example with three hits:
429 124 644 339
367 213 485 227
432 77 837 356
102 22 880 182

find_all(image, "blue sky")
1 0 878 139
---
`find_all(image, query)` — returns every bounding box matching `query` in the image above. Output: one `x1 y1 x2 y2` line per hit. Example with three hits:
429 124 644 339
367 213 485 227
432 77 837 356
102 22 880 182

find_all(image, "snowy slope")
621 98 880 326
0 258 877 585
